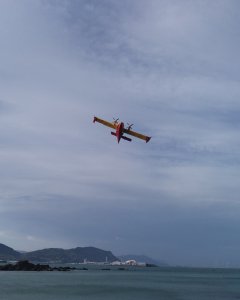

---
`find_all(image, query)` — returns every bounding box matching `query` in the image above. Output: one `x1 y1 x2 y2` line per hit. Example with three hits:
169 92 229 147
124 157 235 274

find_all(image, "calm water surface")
0 266 240 300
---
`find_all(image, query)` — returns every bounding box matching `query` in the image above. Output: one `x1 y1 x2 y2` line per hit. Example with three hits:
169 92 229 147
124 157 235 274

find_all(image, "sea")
0 265 240 300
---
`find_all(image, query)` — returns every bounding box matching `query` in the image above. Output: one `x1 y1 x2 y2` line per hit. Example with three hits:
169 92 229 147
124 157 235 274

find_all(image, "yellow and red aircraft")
93 116 151 143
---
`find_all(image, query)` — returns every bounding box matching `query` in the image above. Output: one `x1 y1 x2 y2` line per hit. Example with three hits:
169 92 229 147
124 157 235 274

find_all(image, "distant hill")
22 246 117 263
119 254 168 267
0 243 167 266
0 243 21 260
0 243 117 263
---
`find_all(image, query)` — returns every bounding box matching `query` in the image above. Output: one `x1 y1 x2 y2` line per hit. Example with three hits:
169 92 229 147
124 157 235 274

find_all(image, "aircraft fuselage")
116 122 124 143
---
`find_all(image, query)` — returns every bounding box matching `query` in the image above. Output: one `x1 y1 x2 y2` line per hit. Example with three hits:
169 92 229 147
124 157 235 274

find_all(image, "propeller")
113 117 119 124
127 123 134 130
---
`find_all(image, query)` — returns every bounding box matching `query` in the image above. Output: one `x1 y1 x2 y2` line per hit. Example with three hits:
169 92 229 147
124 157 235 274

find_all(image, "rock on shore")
0 260 75 271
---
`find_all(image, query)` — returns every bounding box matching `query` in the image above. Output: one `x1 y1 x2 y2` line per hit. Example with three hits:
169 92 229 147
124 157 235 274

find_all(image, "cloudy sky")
0 0 240 267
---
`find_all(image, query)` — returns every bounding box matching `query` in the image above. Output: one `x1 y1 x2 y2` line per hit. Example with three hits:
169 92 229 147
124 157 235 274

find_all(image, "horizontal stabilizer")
122 135 132 142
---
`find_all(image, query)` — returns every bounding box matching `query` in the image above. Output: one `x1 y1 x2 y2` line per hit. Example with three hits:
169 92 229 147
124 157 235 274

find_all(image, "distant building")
125 260 137 266
111 261 122 266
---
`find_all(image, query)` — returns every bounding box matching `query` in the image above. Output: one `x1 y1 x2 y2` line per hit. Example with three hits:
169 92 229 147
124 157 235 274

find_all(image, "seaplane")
93 116 151 143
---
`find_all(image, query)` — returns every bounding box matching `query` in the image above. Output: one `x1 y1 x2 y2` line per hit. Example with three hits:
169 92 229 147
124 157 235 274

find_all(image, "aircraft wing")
123 128 151 143
93 116 116 129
